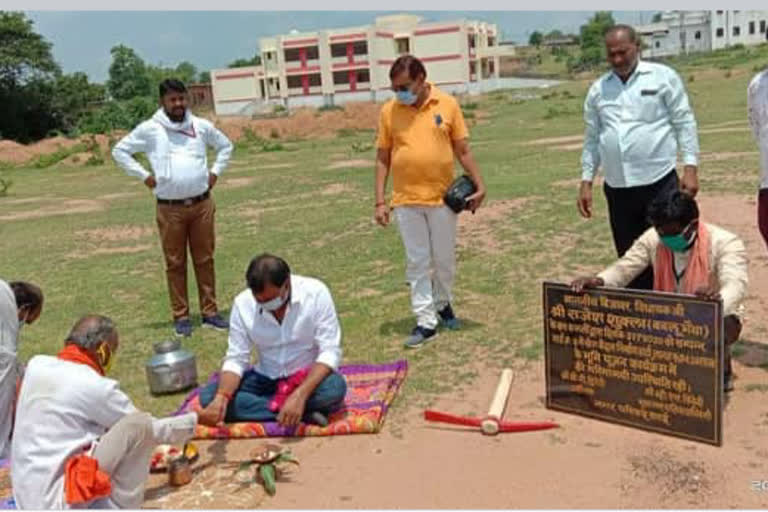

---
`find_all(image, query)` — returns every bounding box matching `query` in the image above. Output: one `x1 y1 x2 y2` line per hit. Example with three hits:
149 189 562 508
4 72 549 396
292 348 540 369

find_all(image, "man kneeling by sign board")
571 191 748 393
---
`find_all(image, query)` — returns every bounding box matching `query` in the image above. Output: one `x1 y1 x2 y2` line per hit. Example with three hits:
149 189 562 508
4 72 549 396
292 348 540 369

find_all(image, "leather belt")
157 190 210 206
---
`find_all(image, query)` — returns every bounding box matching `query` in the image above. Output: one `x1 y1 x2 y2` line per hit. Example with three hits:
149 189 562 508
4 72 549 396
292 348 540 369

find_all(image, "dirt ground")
140 192 768 509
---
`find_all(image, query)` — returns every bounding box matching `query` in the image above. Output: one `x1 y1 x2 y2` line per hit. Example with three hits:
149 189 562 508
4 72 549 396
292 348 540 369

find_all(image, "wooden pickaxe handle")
481 368 514 435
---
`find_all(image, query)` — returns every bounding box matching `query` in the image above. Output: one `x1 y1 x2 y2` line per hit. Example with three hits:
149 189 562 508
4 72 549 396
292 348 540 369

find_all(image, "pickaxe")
424 368 559 435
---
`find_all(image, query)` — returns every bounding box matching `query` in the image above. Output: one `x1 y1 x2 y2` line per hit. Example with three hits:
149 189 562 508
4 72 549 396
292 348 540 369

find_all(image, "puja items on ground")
232 444 299 496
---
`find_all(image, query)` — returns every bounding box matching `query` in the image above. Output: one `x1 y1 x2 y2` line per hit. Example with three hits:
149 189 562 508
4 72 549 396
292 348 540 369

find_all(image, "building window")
353 41 368 55
330 43 347 58
287 75 302 88
488 36 496 46
306 46 319 60
655 41 661 48
332 70 349 84
308 73 321 87
695 31 702 40
356 69 370 83
716 27 724 37
750 21 756 35
716 10 723 14
733 26 741 36
284 48 300 62
761 20 766 33
395 38 409 54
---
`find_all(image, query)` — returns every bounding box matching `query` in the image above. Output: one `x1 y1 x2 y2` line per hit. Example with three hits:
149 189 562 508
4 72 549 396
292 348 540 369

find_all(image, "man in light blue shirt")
578 24 700 290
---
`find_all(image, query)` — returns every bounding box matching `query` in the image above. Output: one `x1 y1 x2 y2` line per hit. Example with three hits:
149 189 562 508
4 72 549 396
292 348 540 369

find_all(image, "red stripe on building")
332 61 369 69
283 38 319 47
330 32 367 41
301 75 309 95
375 31 394 38
347 42 354 64
215 72 255 80
285 65 321 73
414 26 461 36
421 54 462 62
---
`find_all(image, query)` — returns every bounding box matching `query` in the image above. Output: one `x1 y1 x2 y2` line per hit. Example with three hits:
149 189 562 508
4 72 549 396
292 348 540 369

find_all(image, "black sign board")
543 282 723 446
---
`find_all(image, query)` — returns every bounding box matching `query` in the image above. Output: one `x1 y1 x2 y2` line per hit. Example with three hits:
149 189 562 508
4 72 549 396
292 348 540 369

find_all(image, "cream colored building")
211 14 517 115
637 10 768 59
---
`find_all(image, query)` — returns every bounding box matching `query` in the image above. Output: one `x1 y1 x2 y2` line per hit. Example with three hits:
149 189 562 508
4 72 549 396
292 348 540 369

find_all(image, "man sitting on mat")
571 191 748 392
197 253 347 427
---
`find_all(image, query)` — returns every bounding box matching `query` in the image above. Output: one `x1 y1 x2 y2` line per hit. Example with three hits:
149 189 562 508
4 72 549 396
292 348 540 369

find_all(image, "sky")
25 11 653 83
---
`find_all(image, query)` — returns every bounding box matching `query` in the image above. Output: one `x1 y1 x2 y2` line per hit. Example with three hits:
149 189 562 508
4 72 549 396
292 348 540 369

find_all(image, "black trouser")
603 170 679 290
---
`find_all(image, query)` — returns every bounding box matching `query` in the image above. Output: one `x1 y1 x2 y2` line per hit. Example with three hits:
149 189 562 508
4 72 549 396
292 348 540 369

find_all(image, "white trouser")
89 412 197 509
394 205 458 330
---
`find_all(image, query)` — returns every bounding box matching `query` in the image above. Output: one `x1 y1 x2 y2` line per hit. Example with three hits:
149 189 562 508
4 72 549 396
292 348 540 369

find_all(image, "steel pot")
146 339 198 395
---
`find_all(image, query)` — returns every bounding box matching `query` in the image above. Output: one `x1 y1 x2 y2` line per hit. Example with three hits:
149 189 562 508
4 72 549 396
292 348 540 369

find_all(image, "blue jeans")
199 369 347 422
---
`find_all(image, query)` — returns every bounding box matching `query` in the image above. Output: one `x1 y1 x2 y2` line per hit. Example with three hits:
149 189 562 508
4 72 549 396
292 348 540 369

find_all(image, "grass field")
1 44 766 420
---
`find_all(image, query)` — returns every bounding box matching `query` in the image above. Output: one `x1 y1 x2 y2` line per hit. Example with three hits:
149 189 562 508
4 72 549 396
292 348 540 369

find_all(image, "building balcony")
331 56 370 69
288 85 323 96
333 81 371 93
284 59 321 74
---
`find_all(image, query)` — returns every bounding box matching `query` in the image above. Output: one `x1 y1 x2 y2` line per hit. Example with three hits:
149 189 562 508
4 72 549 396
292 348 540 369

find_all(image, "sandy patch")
321 183 353 195
99 192 142 201
699 151 759 162
699 126 750 135
75 225 154 243
521 135 582 146
0 196 51 205
0 199 106 221
551 142 584 151
67 244 153 260
326 159 373 170
221 177 255 188
458 198 537 254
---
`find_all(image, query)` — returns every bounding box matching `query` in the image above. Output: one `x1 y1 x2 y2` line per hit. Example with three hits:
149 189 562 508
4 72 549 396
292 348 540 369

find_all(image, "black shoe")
404 326 437 349
202 313 229 331
174 318 193 337
437 304 460 330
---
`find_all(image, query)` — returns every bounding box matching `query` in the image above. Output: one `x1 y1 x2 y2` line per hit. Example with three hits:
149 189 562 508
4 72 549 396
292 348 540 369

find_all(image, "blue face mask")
396 89 418 105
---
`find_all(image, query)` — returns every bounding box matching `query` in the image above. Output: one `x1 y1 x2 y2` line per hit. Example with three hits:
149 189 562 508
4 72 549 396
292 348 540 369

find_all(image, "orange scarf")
653 222 711 295
57 345 111 504
57 344 104 376
64 455 112 505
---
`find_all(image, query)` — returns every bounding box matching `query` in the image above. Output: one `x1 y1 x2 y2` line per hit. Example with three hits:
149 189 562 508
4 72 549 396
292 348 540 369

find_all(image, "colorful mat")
0 459 14 509
172 360 408 439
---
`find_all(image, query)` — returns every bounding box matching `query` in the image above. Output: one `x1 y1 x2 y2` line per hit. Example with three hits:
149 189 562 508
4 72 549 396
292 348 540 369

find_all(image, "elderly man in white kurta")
11 315 198 509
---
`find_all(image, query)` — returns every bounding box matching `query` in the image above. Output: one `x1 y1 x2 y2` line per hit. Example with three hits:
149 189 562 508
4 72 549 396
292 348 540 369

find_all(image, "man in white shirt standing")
11 315 198 509
112 79 233 337
748 68 768 249
579 24 700 291
197 254 346 428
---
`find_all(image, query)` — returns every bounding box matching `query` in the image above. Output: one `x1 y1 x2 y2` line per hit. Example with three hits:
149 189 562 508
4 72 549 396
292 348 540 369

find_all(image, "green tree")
107 44 151 100
198 71 211 83
174 61 198 84
528 31 544 47
0 11 58 87
545 29 564 40
0 11 61 142
51 72 106 132
228 54 261 68
576 11 615 69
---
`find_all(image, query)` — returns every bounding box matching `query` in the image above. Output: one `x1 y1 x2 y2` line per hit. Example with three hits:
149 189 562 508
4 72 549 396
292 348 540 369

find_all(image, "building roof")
635 22 670 34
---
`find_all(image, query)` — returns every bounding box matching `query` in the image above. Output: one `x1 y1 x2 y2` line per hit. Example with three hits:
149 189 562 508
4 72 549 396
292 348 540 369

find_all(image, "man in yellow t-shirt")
374 55 487 349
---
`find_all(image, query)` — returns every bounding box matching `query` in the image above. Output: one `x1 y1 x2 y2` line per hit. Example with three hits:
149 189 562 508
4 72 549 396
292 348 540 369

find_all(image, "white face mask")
257 285 289 312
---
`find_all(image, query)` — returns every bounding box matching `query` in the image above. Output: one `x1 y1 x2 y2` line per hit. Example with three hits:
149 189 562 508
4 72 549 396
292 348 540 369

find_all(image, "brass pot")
168 456 192 487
